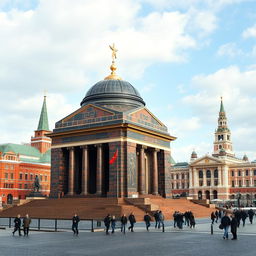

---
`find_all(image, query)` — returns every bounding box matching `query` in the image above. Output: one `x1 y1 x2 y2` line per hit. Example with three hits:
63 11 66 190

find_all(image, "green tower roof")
220 97 225 113
37 96 49 131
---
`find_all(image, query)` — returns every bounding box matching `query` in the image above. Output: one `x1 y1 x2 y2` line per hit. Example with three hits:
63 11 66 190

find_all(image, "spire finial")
220 96 225 112
104 43 122 80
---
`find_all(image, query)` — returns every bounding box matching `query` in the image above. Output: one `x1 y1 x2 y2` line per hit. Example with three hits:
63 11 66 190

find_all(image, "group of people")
214 209 255 240
173 211 195 229
12 214 31 236
210 210 222 224
103 212 137 235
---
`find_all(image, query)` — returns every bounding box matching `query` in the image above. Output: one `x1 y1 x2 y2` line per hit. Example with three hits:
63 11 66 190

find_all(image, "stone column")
139 146 146 194
193 169 198 187
96 144 103 195
211 169 214 187
67 147 75 196
203 170 207 186
218 167 222 186
189 168 193 188
81 145 89 195
152 148 159 195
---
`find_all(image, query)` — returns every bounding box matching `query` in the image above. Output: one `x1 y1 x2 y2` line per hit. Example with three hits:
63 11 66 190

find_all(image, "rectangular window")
25 174 28 180
19 173 22 180
199 180 203 186
171 183 174 189
182 183 185 189
171 174 174 179
45 175 47 181
24 184 28 189
176 183 179 189
19 184 22 189
232 181 235 187
254 180 256 187
231 171 234 176
246 180 250 187
40 175 43 181
207 180 211 186
214 180 218 186
239 180 242 187
10 173 14 180
30 174 33 180
254 170 256 176
246 170 249 176
5 173 8 179
238 171 241 176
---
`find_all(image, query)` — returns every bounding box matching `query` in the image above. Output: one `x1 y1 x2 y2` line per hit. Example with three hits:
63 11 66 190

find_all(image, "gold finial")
104 43 122 80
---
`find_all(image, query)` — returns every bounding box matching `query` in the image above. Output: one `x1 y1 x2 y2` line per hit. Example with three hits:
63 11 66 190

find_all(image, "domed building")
49 46 176 198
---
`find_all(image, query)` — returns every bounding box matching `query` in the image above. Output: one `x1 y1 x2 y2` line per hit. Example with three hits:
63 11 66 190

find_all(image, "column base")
139 191 145 195
152 192 159 196
80 192 88 196
96 192 102 197
67 192 74 196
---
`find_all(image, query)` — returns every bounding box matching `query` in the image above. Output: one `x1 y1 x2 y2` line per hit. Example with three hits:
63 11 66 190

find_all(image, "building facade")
0 96 51 205
49 48 176 199
170 99 256 205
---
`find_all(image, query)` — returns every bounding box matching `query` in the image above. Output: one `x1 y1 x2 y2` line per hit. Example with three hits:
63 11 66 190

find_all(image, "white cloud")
242 24 256 38
217 42 243 57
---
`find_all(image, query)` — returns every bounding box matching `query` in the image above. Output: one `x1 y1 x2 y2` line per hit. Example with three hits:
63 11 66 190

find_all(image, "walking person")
211 212 216 225
215 210 219 223
104 214 111 235
12 214 22 236
128 212 136 232
154 210 160 229
144 212 151 231
231 214 238 240
221 212 231 240
189 213 196 228
120 214 128 234
241 210 248 227
158 210 165 232
248 209 254 224
72 213 80 236
111 215 116 234
23 214 31 237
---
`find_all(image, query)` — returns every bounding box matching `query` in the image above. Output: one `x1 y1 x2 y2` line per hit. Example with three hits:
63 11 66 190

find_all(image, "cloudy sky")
0 0 256 162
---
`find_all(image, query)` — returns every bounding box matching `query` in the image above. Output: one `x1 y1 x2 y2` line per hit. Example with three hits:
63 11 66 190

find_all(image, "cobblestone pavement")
0 218 256 256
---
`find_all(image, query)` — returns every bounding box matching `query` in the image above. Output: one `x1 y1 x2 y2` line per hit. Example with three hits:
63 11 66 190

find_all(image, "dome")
80 79 145 109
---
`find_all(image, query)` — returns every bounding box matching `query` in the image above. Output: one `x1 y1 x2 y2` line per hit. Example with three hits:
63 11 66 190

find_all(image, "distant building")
0 96 51 205
170 98 256 205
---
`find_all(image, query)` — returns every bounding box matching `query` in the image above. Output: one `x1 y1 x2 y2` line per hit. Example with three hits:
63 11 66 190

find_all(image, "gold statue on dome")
104 43 122 80
109 43 118 61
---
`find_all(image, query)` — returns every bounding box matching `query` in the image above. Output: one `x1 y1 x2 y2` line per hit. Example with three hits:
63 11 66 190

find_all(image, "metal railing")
0 217 104 232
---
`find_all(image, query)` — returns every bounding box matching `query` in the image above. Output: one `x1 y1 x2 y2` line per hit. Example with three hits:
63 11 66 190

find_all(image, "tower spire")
213 97 234 157
37 95 49 131
220 96 225 113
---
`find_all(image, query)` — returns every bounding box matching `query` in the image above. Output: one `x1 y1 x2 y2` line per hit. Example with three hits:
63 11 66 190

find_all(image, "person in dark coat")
154 210 160 228
173 211 178 228
215 210 219 223
231 214 238 240
158 211 165 232
211 212 216 224
221 212 231 240
72 213 80 235
12 214 22 236
144 213 151 231
189 213 196 228
248 209 254 224
241 210 248 227
104 214 111 235
234 210 241 227
23 214 31 236
120 214 128 234
111 215 116 234
128 212 136 232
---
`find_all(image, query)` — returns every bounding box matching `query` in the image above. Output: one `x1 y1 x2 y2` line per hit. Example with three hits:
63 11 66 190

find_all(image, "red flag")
109 149 118 164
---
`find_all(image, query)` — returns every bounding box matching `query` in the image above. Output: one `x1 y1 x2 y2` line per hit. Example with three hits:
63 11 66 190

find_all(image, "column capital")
67 146 74 151
95 143 102 148
80 145 88 149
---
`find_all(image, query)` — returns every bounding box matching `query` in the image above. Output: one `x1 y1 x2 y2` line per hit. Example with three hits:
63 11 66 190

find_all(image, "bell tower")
31 95 51 153
213 97 234 157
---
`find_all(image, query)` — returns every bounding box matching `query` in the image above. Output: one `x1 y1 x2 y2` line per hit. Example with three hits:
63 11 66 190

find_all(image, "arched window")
206 170 211 178
199 170 203 179
214 169 218 178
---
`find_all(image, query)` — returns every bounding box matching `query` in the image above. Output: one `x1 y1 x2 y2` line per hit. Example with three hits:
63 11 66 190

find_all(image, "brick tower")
31 96 51 153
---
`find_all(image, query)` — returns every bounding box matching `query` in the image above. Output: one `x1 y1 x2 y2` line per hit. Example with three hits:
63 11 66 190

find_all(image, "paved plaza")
0 219 256 256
